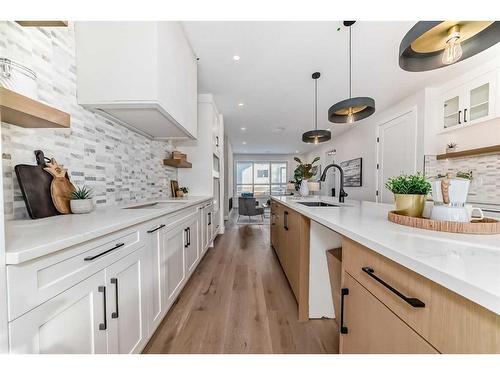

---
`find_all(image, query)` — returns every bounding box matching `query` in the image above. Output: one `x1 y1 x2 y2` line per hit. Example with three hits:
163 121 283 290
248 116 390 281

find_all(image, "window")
235 161 287 198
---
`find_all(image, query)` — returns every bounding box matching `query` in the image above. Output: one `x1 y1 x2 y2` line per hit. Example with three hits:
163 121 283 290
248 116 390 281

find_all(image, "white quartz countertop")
271 195 500 315
4 196 212 265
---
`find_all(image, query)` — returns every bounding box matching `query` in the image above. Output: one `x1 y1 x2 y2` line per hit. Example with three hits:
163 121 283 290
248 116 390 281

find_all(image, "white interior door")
377 110 417 204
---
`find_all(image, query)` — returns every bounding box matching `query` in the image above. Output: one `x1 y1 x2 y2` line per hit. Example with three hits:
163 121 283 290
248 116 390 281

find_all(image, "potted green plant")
385 173 431 217
70 186 94 214
291 156 320 196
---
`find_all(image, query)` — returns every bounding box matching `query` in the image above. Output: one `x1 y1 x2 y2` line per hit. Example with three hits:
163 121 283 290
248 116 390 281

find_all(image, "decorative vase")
299 180 310 197
394 194 426 217
70 199 94 214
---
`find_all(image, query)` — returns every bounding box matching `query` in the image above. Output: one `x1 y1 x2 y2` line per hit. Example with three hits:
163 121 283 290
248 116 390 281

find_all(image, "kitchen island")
270 195 500 353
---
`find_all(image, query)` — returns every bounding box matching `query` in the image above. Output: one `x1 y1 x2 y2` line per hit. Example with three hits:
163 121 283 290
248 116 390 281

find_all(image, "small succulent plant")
447 142 457 149
71 185 93 200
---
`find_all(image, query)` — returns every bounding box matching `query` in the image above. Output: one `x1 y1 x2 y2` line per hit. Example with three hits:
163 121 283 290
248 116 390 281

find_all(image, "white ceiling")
182 21 500 154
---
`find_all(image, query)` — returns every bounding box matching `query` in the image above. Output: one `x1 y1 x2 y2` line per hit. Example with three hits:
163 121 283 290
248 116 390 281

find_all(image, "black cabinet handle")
458 110 462 124
216 136 219 147
111 278 119 319
361 267 425 308
184 228 189 248
340 288 349 334
84 243 125 261
98 286 107 330
188 227 191 246
208 212 211 226
464 108 467 123
284 211 289 230
147 224 165 233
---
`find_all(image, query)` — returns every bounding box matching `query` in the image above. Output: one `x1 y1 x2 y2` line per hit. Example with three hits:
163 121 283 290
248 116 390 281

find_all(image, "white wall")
305 89 427 202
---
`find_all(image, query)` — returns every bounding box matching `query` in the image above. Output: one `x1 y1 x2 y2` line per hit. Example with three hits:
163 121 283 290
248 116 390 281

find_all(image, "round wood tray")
388 211 500 235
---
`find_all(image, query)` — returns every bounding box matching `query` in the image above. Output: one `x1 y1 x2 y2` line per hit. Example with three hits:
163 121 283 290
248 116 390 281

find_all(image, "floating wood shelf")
15 21 68 27
436 145 500 160
163 158 192 168
0 87 70 129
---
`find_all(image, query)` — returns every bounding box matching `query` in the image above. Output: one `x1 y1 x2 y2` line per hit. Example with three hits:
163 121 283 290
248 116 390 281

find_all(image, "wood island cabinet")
270 199 310 320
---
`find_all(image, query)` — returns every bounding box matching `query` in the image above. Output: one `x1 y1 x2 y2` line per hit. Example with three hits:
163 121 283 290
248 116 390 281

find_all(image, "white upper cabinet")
439 69 498 133
75 21 198 139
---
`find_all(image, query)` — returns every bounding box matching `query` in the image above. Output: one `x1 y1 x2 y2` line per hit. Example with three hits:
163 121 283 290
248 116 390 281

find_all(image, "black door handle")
110 278 119 319
147 224 165 233
464 108 467 123
98 286 107 330
284 211 289 230
458 110 462 124
340 288 349 334
85 243 125 261
361 267 425 308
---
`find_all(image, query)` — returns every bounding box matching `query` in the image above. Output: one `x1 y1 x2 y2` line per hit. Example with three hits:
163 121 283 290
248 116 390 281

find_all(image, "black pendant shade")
302 72 331 144
399 21 500 72
329 21 375 124
302 129 331 144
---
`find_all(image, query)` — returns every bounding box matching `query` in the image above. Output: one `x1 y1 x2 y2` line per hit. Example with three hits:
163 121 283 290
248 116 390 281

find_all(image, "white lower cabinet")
106 246 148 354
9 271 108 354
162 223 187 308
7 201 211 353
185 214 200 274
146 220 166 334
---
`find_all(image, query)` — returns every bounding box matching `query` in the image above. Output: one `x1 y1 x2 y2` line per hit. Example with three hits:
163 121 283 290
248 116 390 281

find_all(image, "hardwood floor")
143 213 339 354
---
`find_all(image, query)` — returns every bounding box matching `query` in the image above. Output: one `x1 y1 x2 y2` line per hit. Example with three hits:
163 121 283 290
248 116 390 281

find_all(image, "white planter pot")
299 180 309 197
70 199 94 214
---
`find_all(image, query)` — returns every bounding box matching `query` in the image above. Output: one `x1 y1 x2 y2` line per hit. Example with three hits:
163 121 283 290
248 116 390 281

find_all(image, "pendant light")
328 21 375 124
302 72 331 144
399 21 500 72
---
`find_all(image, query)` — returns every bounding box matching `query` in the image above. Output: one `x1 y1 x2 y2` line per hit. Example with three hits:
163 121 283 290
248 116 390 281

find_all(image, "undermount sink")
297 201 341 207
124 202 186 210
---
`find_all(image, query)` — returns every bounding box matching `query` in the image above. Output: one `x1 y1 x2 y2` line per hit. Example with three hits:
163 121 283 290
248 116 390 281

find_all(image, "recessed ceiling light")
274 126 285 132
238 102 244 107
242 141 247 145
295 150 299 153
241 127 246 131
233 55 240 61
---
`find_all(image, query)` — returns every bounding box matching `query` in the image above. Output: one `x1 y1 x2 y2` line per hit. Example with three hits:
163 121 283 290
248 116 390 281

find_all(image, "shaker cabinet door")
9 271 107 354
161 224 187 308
106 247 149 354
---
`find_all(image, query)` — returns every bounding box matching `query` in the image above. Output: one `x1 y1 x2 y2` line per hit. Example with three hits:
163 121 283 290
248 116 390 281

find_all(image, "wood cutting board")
44 158 75 214
14 150 60 219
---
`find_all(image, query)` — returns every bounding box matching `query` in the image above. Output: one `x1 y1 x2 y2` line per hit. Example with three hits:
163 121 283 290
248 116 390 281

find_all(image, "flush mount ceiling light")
238 102 244 107
328 21 375 124
233 55 241 61
302 72 332 144
399 21 500 72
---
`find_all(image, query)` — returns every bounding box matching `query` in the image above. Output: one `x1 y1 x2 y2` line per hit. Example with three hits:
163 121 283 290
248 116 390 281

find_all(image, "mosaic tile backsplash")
1 22 177 220
425 153 500 206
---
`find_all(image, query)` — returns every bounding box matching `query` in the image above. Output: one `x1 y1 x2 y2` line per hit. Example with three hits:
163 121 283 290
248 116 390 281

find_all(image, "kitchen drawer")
340 273 438 354
7 226 142 321
342 237 500 353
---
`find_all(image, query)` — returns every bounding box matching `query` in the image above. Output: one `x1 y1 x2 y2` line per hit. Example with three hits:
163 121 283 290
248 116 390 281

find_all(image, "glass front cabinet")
440 70 497 131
